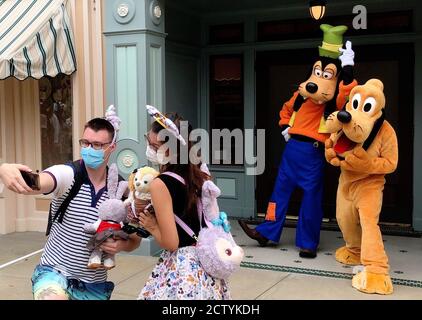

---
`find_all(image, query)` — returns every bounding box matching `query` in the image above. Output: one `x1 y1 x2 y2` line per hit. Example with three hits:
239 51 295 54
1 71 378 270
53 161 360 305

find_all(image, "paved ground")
1 224 422 300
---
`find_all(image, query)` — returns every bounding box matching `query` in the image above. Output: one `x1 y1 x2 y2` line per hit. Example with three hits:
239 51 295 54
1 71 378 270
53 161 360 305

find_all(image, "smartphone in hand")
20 170 40 190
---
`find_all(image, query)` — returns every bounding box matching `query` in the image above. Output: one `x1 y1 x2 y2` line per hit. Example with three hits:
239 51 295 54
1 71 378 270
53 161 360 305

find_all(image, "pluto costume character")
239 24 357 258
325 79 398 295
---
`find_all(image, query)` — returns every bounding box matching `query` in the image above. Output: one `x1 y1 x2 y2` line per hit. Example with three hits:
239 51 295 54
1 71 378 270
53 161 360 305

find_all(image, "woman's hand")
139 208 158 233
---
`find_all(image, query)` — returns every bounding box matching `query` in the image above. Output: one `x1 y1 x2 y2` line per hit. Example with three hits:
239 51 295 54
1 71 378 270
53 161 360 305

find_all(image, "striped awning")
0 0 76 80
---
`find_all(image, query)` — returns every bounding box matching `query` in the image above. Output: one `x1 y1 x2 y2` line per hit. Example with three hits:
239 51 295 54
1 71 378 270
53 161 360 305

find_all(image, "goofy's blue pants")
256 138 325 251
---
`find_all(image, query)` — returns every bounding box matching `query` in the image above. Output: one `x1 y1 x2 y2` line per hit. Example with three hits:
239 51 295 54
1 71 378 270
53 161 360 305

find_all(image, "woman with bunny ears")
0 105 140 300
137 108 231 300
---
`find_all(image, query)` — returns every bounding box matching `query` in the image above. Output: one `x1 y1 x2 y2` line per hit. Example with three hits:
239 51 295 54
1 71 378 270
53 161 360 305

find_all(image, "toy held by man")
325 79 398 295
83 163 129 269
123 166 159 238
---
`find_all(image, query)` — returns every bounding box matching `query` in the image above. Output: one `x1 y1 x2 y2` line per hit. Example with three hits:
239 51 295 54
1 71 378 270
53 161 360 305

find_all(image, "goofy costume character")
239 24 358 258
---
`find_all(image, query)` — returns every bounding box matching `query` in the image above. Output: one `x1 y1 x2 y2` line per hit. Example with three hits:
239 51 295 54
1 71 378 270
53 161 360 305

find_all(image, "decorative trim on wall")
115 45 139 140
216 177 237 199
103 29 166 37
149 0 163 26
149 44 163 108
113 0 136 25
116 147 140 175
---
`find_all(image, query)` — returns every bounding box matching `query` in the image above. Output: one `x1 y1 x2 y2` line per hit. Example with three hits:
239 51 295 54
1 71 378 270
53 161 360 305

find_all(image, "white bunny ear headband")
146 105 187 146
105 105 121 144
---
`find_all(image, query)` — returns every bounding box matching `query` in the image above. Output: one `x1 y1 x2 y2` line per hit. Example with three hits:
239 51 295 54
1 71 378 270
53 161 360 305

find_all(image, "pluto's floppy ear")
362 108 385 151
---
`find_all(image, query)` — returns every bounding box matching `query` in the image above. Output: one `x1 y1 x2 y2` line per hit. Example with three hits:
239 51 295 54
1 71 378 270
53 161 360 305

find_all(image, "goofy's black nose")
306 82 318 94
337 110 352 124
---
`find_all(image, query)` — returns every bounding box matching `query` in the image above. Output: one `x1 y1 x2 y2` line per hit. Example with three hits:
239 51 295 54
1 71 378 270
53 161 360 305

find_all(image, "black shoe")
238 220 269 247
299 249 317 259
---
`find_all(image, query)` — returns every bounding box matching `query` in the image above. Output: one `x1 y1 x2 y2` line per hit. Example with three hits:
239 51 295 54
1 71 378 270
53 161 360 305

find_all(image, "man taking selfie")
0 107 140 300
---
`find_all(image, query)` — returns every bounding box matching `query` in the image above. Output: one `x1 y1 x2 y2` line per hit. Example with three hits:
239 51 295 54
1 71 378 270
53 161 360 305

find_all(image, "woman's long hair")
151 113 210 219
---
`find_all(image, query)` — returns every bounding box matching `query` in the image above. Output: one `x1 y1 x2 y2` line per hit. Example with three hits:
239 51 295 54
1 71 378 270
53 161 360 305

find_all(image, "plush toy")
325 79 398 295
196 224 244 280
239 24 358 258
83 163 129 270
124 166 159 233
164 166 244 280
197 166 243 280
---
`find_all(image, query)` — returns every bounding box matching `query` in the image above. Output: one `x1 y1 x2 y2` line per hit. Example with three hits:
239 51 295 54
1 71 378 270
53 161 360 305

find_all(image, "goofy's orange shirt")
279 80 357 143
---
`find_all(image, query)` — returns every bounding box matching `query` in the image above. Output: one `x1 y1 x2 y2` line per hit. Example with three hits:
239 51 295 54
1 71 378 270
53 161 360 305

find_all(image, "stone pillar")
103 0 166 255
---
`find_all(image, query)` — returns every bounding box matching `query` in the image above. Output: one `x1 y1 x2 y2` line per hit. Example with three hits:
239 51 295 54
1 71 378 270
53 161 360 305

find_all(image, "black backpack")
45 160 125 236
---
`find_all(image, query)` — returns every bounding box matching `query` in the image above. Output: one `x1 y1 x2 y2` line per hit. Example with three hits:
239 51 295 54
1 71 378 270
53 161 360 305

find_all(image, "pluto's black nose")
337 110 352 124
306 82 318 94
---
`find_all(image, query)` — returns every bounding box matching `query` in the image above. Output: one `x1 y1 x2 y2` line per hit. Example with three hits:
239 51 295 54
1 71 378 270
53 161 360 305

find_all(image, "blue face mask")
81 147 105 169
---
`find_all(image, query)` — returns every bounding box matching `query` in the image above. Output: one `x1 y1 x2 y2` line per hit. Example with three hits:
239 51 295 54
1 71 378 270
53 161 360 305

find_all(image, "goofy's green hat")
319 24 348 59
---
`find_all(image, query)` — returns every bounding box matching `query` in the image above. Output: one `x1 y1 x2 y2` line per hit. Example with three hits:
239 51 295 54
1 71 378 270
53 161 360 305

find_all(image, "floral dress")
138 246 231 300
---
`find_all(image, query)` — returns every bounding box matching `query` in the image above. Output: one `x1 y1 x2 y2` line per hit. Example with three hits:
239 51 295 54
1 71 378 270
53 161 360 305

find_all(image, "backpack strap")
174 215 198 241
46 161 127 236
161 171 185 185
160 172 198 239
161 171 213 236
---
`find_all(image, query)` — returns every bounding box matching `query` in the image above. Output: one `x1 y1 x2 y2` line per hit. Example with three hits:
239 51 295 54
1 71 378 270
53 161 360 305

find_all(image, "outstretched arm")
339 41 355 86
0 163 55 195
336 41 358 109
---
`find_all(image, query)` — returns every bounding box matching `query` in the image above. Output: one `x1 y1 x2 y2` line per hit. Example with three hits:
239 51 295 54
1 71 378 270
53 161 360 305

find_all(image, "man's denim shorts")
31 264 114 300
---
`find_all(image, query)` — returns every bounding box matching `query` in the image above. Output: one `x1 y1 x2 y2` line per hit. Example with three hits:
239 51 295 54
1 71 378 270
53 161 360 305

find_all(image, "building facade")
1 0 421 236
0 0 105 234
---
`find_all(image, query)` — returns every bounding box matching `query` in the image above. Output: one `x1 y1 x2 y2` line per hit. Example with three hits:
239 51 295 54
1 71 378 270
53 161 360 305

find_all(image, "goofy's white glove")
282 127 291 142
339 41 355 67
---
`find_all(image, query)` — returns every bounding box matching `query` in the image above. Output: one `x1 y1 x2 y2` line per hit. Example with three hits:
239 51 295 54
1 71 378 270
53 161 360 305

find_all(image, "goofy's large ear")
293 94 305 112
